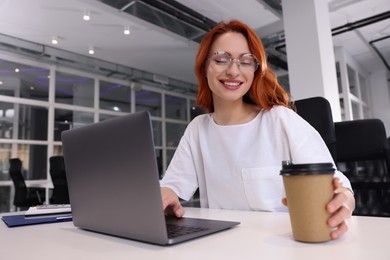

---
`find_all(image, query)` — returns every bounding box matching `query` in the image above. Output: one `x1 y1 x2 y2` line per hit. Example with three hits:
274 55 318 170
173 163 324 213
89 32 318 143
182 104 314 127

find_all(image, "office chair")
9 158 45 210
335 119 390 216
294 96 337 162
49 156 70 204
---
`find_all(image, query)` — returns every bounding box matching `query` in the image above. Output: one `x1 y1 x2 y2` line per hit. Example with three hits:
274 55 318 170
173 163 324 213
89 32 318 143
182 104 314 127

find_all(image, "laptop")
61 111 239 245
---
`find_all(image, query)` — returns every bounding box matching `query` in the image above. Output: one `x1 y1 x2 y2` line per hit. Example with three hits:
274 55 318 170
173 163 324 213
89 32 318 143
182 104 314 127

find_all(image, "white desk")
1 207 389 260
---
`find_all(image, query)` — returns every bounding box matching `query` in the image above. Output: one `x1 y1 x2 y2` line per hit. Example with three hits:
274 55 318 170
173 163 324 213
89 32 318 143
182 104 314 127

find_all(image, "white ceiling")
0 0 389 88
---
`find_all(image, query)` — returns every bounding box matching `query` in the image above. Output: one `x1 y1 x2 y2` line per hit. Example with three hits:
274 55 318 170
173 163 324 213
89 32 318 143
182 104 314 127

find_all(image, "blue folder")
2 214 72 227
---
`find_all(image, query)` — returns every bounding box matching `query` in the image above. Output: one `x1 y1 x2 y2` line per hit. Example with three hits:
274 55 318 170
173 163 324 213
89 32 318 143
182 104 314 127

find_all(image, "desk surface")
1 207 389 260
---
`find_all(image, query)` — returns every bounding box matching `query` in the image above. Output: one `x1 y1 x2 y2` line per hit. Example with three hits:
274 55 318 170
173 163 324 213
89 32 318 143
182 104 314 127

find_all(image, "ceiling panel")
0 0 388 92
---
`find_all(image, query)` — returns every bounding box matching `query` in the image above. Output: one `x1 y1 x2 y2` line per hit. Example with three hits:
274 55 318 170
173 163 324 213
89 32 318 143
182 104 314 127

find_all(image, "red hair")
195 20 290 112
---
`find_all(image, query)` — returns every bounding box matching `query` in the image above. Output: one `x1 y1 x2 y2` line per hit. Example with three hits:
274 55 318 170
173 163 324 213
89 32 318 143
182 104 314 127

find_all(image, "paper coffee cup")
280 162 335 243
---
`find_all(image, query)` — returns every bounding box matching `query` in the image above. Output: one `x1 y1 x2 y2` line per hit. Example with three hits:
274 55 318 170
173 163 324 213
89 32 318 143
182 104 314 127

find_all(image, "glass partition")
166 149 176 169
166 122 186 147
0 143 12 179
135 89 162 117
0 187 10 212
0 102 48 140
53 145 63 156
54 109 94 141
0 59 49 101
4 144 48 180
99 113 119 122
55 71 94 107
99 81 131 113
165 95 187 120
0 56 196 212
155 148 163 178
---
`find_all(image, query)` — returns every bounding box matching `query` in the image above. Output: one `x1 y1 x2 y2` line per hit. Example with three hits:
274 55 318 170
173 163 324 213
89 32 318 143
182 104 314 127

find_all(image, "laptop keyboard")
166 224 209 239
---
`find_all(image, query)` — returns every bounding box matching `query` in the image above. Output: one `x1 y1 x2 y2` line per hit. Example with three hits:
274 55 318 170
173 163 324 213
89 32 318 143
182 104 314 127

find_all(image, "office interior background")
0 0 389 212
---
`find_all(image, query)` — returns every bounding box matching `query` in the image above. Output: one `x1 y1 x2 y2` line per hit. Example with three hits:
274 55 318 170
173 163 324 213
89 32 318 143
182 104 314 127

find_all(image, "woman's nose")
225 60 240 77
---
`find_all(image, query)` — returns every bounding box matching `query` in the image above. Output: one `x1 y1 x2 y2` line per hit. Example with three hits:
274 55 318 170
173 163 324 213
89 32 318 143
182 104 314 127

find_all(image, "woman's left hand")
281 177 355 240
326 178 355 240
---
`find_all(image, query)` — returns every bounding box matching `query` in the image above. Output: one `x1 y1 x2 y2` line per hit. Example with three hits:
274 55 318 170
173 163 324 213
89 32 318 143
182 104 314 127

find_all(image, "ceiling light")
15 68 20 73
51 36 58 45
83 10 90 21
0 80 3 85
88 47 95 55
123 26 130 35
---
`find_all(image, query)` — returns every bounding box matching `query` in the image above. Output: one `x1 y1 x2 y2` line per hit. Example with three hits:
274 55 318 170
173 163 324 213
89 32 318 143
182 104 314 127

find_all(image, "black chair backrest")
49 155 70 204
9 158 28 207
9 158 26 189
335 119 390 164
294 96 337 162
50 156 67 188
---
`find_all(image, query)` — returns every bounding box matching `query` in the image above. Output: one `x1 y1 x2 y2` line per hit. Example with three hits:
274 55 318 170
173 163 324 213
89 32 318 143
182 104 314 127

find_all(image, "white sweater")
160 106 352 212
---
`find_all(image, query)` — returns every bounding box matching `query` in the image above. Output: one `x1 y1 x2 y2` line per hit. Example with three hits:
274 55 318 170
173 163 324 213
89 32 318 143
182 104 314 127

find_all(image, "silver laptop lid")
62 111 169 244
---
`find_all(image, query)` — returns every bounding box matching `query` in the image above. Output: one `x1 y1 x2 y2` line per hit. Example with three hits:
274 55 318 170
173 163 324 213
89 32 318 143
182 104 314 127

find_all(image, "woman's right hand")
161 187 185 218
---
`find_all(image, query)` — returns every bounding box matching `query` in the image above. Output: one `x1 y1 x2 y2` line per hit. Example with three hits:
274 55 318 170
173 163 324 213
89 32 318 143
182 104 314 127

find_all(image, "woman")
160 20 355 240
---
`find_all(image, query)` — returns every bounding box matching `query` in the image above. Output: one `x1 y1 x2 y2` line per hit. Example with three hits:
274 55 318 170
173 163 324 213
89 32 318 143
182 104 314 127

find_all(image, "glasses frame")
208 50 259 72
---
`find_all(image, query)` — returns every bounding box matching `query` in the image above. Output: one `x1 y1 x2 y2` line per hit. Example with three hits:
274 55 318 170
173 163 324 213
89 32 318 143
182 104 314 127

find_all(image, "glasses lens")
209 51 258 72
239 54 258 71
211 52 230 65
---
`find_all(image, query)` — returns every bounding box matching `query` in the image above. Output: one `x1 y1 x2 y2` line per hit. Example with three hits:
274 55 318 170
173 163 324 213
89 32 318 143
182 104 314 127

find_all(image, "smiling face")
206 32 255 108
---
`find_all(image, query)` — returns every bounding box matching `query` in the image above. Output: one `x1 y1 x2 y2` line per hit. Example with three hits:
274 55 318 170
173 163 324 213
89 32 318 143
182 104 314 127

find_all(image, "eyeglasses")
208 51 259 73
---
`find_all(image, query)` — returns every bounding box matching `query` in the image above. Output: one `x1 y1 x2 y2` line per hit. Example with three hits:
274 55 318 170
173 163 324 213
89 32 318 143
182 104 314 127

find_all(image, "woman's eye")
213 55 229 64
214 59 229 64
240 56 255 66
240 59 253 67
240 61 252 67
